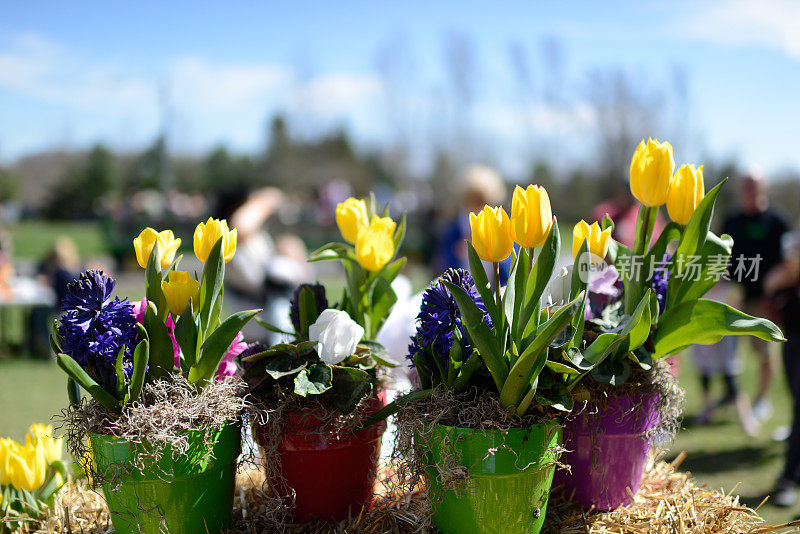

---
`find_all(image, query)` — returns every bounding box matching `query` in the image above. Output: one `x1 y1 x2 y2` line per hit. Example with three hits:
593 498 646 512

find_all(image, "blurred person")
225 188 312 343
31 237 80 358
766 228 800 506
592 184 666 248
723 172 790 421
692 282 759 436
436 165 511 283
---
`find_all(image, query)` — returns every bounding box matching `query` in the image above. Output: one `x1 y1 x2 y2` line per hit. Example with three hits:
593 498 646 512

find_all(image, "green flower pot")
425 421 562 534
88 422 241 534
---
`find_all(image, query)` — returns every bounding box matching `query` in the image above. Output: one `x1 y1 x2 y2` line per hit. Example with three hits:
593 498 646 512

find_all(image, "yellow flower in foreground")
511 184 553 248
26 423 62 464
469 205 514 263
667 164 705 225
0 438 16 486
7 442 46 492
161 271 201 316
335 197 369 244
133 228 181 269
194 218 237 263
572 220 612 262
629 138 675 207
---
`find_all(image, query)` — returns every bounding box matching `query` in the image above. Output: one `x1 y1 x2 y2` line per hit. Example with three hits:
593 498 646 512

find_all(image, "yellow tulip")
8 442 46 492
366 215 396 237
194 218 237 263
161 270 201 316
335 197 370 244
133 228 181 270
26 423 63 464
667 164 705 225
356 226 395 272
572 220 612 262
629 138 675 207
511 185 553 248
0 437 15 486
469 206 514 263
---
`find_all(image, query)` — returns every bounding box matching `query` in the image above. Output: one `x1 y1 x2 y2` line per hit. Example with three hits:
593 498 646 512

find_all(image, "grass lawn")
8 220 108 260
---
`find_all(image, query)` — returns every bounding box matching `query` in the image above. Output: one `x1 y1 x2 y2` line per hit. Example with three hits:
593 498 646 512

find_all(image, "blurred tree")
0 169 19 202
127 137 167 191
203 146 256 193
43 144 118 219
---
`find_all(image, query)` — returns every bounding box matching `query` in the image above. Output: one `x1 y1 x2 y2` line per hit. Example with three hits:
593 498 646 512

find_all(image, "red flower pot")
255 391 387 522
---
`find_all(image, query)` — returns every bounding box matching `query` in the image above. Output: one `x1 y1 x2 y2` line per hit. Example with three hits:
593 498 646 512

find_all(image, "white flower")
308 309 365 365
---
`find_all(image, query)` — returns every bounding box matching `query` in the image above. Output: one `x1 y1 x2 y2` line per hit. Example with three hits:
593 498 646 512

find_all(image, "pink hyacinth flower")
132 298 181 367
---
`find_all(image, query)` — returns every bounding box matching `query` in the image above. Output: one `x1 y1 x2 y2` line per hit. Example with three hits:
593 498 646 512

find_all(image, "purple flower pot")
554 392 660 510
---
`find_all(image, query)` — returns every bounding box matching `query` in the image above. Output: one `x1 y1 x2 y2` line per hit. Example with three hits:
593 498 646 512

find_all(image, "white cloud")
0 33 386 158
680 0 800 60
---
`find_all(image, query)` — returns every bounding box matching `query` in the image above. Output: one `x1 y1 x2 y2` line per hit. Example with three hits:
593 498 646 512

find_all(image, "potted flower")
367 187 641 534
50 219 259 534
244 195 406 522
554 139 785 510
0 424 65 533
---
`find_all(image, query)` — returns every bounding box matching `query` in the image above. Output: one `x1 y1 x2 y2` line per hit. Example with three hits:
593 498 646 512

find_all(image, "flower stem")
527 247 534 275
493 262 501 308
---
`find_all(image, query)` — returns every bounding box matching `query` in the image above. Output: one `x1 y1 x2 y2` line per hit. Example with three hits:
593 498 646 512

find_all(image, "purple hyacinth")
651 254 672 313
58 270 137 394
407 268 492 378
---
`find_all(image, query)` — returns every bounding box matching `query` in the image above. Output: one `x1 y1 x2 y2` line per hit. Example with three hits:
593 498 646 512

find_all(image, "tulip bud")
469 205 514 263
511 185 553 248
160 270 201 316
355 225 395 272
630 138 675 207
335 197 369 244
309 309 365 365
667 164 705 225
572 220 612 262
194 218 237 263
133 228 181 269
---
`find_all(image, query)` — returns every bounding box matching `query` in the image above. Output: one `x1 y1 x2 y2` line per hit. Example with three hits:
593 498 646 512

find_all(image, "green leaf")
633 204 659 254
591 358 631 385
535 376 574 412
198 238 225 334
293 363 333 396
392 212 407 252
355 388 434 432
144 244 168 322
114 345 128 400
465 242 500 326
500 292 583 412
453 349 483 390
545 360 581 375
570 240 589 301
173 304 198 371
309 242 357 263
520 219 560 329
144 302 175 380
189 309 261 385
129 338 149 403
444 280 508 392
669 232 733 307
298 286 320 337
330 366 373 413
254 317 293 336
56 354 119 412
367 277 398 340
264 353 308 379
653 298 785 357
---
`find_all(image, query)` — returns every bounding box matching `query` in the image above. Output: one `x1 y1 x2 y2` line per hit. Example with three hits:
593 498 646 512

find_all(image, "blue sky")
1 0 799 177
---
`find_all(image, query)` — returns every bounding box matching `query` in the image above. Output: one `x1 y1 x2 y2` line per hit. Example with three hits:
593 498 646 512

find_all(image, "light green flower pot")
89 422 241 533
425 421 561 534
